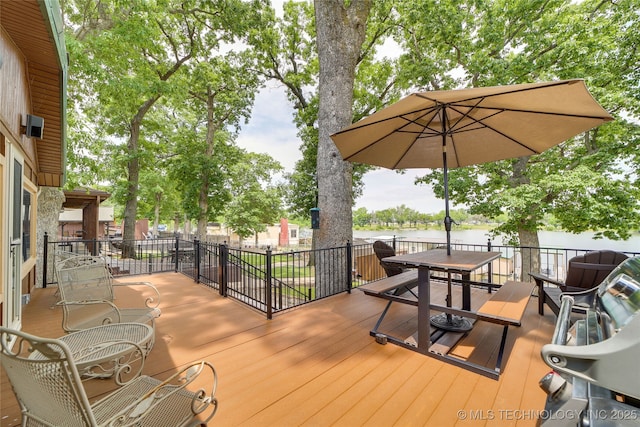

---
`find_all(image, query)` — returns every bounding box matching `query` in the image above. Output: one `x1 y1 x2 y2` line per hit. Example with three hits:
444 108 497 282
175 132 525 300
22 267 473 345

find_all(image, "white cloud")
236 83 301 171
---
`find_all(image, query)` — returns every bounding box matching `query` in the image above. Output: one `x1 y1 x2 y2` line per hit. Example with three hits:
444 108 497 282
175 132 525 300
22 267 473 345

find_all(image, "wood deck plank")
337 353 430 426
359 356 441 426
396 363 464 425
245 341 404 426
429 369 484 426
1 272 554 427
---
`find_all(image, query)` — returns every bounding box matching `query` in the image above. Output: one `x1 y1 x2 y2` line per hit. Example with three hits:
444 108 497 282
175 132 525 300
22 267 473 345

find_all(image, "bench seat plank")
358 270 418 296
477 281 534 326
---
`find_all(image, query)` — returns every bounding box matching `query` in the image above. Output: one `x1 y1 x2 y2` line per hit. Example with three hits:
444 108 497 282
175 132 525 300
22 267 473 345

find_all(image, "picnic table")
360 249 533 379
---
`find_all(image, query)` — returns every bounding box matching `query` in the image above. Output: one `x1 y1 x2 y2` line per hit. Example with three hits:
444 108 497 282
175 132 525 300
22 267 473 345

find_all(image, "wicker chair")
55 255 161 333
1 327 218 426
530 250 629 316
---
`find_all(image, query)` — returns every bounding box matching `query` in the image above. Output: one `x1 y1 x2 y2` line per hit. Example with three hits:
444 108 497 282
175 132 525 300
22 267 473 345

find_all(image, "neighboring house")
58 188 114 242
240 219 301 249
59 205 115 239
1 1 67 330
206 219 301 249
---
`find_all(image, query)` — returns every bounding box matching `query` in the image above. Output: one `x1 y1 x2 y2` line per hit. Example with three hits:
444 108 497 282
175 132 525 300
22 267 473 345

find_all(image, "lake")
353 228 640 254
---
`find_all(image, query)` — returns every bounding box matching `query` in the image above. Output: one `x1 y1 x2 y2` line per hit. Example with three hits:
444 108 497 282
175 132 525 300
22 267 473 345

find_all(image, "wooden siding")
1 273 556 426
1 0 65 187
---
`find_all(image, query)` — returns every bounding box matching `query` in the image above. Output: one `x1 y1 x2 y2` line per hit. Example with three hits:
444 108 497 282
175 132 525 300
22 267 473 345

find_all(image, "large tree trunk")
122 120 141 258
518 228 541 282
314 0 371 250
509 156 541 281
314 0 371 296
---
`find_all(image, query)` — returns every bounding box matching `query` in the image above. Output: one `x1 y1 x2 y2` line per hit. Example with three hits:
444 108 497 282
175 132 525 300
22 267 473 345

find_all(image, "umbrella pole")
442 112 452 256
430 109 472 333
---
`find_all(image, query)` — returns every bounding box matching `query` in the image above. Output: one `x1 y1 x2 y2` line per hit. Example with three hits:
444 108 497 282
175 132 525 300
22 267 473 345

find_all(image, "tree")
177 52 262 239
168 117 239 235
353 207 372 227
224 153 284 243
138 165 181 236
249 0 399 233
376 208 396 227
64 0 258 256
395 0 640 278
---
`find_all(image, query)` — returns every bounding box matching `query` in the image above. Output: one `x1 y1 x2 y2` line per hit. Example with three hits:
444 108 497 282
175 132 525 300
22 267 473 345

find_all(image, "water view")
354 228 640 253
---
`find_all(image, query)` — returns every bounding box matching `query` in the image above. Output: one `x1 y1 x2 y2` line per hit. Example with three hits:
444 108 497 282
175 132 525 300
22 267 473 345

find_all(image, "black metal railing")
190 241 353 318
43 233 186 286
43 233 640 319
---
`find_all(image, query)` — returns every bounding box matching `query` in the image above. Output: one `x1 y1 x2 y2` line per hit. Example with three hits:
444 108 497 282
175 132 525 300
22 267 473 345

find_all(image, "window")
290 229 297 238
22 189 31 261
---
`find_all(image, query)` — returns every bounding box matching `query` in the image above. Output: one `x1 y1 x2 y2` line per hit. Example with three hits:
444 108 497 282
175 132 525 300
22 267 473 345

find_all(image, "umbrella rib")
447 103 541 154
331 103 439 136
446 101 605 155
388 108 440 168
449 104 611 120
342 107 439 165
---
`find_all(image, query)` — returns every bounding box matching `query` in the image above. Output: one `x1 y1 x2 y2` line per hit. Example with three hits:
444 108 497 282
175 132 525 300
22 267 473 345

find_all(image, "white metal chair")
1 327 218 426
55 255 161 333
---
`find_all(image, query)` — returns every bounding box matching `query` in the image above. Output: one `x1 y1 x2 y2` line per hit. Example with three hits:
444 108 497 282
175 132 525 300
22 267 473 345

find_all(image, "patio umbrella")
330 79 614 255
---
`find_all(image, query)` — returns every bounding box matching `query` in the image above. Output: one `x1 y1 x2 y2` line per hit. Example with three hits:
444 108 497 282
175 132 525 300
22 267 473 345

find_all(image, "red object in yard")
279 218 289 247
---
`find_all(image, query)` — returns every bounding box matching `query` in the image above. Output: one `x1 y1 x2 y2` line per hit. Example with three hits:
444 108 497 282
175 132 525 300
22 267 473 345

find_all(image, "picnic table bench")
359 270 418 302
360 275 534 379
477 280 533 326
475 280 534 376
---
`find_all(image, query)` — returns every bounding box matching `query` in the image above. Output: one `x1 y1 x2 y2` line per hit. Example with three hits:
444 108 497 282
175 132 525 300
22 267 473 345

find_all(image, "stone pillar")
36 187 65 288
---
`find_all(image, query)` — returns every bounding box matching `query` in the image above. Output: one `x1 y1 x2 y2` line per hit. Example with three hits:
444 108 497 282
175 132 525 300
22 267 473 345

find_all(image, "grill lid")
597 257 640 329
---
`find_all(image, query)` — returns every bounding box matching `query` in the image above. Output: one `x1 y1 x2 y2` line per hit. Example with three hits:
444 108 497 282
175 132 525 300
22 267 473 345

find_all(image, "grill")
539 257 640 426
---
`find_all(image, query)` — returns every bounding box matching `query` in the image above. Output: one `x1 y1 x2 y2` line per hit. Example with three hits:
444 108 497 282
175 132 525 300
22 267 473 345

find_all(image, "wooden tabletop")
381 249 501 272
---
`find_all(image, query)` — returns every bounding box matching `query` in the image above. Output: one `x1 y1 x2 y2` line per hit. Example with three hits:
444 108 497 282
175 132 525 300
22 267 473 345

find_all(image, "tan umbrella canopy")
331 79 613 254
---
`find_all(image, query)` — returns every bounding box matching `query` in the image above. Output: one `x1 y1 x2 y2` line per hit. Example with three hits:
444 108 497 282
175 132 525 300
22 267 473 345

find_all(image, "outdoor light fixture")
310 207 320 230
22 114 45 139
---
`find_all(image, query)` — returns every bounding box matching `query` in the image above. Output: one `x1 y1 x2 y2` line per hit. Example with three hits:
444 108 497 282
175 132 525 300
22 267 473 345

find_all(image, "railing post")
392 235 397 251
194 239 200 284
43 232 49 288
219 243 228 297
266 246 273 320
487 239 493 284
346 240 352 293
174 235 180 272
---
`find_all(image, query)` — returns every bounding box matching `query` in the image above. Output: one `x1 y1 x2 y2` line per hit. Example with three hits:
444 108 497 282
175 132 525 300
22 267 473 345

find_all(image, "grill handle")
551 295 574 346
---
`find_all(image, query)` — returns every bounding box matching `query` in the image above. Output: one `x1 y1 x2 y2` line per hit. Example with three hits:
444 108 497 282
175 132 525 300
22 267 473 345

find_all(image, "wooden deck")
2 273 556 426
